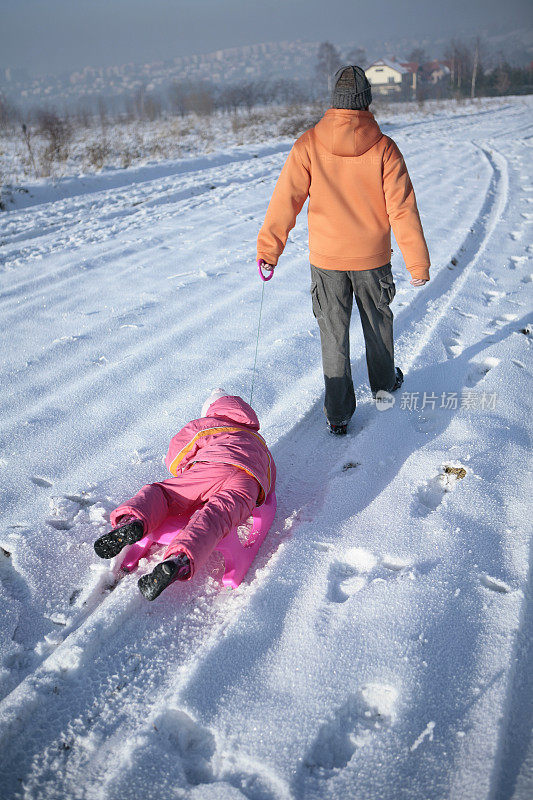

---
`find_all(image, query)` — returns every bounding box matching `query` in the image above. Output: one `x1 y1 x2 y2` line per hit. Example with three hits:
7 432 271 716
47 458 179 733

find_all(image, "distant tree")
316 42 343 95
133 86 147 120
495 63 511 94
168 82 188 117
471 37 481 98
444 39 473 95
74 102 91 129
97 96 108 130
345 47 367 68
407 47 427 65
0 94 20 131
144 93 162 121
479 59 533 96
239 82 260 113
218 85 242 114
271 78 309 105
185 85 214 116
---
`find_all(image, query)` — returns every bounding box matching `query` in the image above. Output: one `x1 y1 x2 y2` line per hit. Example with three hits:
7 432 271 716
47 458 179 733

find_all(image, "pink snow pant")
110 463 260 579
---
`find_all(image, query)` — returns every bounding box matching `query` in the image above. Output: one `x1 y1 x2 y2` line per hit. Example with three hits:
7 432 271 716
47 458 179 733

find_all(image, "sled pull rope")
249 279 265 406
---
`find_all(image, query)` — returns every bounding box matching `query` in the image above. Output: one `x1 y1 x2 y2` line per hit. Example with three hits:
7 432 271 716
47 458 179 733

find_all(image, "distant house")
419 60 451 85
399 62 419 96
365 59 414 100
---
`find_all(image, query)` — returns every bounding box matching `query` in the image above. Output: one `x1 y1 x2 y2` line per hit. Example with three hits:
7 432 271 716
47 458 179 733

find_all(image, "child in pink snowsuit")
94 391 276 600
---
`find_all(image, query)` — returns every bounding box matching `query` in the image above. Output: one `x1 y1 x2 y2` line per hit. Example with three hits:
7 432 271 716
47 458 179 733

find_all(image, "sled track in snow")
0 147 288 273
0 553 264 798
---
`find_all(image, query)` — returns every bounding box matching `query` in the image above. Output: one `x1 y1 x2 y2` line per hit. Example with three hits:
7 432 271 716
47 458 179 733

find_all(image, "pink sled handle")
257 259 274 282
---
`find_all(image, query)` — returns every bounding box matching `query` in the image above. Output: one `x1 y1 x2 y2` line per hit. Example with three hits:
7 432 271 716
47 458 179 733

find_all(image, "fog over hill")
1 29 532 114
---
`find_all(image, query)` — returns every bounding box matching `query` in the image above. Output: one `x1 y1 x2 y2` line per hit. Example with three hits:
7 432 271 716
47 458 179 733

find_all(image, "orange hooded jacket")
257 109 430 281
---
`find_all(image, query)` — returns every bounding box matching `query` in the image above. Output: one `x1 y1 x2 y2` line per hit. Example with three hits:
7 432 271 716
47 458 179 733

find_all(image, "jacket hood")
201 387 227 417
205 395 260 431
313 108 383 157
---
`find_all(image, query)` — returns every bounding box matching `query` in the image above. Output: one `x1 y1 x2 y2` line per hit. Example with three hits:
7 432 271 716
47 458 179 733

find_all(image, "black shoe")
372 368 404 398
94 519 145 559
391 367 404 392
138 555 191 601
327 421 348 436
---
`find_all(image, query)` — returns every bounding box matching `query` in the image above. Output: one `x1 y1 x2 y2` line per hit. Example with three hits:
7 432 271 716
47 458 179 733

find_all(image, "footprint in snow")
301 683 398 775
465 356 500 387
327 548 413 603
444 334 464 358
63 492 97 508
45 519 74 531
30 475 53 488
327 548 377 603
153 708 216 785
121 707 284 798
482 290 505 306
46 492 102 531
415 463 468 516
46 496 83 531
501 314 520 326
480 574 512 594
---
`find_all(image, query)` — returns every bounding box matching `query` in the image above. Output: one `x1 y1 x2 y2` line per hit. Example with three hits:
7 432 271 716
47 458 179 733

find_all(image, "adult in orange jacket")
257 65 430 434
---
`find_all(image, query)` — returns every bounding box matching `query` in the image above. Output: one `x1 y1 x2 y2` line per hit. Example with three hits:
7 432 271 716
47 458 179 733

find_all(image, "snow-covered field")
0 96 518 190
0 96 532 800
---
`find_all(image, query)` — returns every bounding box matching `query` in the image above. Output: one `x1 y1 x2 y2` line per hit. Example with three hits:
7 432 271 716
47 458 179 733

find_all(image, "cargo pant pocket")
378 274 396 313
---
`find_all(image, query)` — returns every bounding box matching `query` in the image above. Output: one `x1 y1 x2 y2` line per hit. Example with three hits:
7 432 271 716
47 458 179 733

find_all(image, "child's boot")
138 554 191 601
94 518 145 559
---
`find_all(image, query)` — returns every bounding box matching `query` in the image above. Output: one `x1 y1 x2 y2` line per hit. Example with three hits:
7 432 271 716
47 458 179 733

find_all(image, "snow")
0 95 532 800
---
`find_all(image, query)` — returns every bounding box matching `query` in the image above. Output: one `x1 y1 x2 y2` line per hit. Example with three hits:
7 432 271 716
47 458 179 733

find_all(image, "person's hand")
258 259 275 281
410 278 428 287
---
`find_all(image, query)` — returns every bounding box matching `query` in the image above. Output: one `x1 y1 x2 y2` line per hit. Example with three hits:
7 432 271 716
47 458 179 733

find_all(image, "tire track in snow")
394 141 509 374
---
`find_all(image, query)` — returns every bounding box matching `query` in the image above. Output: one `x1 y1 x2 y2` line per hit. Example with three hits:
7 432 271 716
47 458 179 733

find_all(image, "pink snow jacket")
165 396 276 505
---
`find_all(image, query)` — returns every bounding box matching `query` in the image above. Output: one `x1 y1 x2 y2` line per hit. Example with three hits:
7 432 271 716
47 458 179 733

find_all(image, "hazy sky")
1 0 532 76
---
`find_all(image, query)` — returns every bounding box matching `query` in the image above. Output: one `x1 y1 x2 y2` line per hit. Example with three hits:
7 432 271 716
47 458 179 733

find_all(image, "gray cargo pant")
310 262 396 424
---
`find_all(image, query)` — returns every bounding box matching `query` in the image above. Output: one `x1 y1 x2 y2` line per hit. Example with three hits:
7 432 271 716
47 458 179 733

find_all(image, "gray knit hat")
331 65 372 110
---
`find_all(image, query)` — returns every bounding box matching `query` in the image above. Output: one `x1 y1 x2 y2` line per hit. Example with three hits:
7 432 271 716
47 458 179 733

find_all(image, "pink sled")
120 491 277 588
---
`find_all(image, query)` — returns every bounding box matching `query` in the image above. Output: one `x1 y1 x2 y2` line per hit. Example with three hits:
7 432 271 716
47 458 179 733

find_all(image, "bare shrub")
121 146 137 169
36 109 72 164
85 141 111 170
278 110 322 138
231 114 250 133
